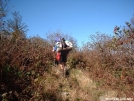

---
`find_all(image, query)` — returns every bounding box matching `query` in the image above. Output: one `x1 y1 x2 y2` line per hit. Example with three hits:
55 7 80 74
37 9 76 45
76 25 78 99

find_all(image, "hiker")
52 38 73 75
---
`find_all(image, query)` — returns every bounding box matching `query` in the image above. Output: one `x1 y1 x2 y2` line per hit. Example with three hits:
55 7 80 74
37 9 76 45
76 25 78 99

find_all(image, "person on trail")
52 37 73 75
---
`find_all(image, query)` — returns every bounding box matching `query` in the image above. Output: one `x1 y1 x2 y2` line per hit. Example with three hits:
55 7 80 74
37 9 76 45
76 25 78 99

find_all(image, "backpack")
54 38 73 52
56 52 61 61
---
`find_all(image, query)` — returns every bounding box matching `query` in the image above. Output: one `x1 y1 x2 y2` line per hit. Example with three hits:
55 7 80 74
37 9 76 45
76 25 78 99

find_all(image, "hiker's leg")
62 62 66 70
59 64 62 69
59 53 64 70
59 51 68 76
60 62 65 70
60 62 66 77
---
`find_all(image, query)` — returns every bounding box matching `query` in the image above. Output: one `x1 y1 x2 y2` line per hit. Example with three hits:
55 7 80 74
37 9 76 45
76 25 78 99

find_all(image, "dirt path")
34 66 130 101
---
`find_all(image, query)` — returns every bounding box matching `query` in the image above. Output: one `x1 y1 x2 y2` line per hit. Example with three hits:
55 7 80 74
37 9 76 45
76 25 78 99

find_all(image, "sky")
7 0 134 47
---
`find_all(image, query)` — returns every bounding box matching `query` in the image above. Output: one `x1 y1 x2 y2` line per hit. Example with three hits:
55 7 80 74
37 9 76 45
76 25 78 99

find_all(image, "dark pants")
59 50 69 63
55 48 72 64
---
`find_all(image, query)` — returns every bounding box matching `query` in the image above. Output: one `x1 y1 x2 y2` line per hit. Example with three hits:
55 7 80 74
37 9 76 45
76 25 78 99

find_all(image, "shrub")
67 51 86 68
0 32 54 100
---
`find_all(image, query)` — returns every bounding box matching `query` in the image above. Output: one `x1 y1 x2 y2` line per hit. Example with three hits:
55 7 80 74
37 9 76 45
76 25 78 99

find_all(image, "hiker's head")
62 38 65 41
55 37 60 42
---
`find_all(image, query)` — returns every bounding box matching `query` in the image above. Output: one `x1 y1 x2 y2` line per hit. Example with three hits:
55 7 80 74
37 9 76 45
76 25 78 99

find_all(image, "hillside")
0 7 134 100
0 27 134 101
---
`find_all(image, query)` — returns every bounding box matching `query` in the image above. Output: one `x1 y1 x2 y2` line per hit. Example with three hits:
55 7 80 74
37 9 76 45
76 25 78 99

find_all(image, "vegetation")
0 0 134 101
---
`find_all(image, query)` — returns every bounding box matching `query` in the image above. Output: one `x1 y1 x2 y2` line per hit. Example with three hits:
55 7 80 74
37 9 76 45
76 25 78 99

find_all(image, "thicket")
1 20 134 101
0 31 54 100
67 19 134 98
0 0 134 100
1 13 134 101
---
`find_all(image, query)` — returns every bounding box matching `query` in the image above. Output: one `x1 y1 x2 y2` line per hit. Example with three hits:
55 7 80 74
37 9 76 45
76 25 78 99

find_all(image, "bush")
67 51 86 68
0 32 54 100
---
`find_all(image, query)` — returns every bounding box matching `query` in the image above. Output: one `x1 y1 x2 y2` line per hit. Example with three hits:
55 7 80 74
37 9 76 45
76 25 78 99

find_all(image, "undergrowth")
0 17 134 100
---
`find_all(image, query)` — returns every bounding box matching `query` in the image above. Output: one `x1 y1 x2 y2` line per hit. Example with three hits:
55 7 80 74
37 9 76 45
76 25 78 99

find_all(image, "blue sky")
7 0 134 47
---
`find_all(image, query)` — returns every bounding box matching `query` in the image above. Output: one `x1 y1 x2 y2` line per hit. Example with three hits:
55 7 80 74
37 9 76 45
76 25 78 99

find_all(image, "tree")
0 0 9 31
46 31 78 50
7 11 28 38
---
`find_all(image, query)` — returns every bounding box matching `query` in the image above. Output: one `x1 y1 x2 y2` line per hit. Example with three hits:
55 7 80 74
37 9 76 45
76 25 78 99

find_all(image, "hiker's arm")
52 46 57 52
52 47 55 52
